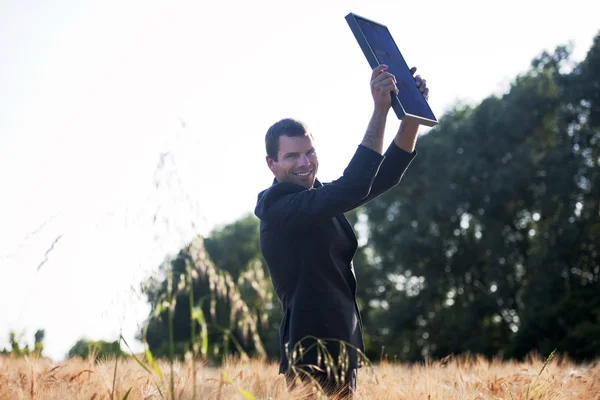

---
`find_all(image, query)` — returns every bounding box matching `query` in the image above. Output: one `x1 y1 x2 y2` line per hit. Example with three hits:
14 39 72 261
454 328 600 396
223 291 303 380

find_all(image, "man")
254 64 429 398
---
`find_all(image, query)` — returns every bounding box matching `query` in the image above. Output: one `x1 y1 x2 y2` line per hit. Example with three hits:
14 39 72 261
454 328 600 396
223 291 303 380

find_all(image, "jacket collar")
271 177 323 189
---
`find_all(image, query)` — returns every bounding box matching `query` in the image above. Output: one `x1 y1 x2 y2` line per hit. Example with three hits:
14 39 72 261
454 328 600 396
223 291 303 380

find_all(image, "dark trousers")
285 368 357 399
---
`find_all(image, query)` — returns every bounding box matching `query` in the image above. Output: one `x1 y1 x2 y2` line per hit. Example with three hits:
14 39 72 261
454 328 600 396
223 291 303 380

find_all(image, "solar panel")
346 13 438 127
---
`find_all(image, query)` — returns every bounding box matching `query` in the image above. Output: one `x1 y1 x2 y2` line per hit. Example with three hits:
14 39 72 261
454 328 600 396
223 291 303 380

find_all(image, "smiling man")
266 128 319 189
254 64 429 398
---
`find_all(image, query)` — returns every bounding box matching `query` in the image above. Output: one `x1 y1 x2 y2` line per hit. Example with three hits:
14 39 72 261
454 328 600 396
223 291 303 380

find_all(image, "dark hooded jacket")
254 142 416 373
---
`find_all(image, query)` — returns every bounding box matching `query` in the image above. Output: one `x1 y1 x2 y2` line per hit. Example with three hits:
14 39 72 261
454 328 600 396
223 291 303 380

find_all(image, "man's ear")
266 155 276 173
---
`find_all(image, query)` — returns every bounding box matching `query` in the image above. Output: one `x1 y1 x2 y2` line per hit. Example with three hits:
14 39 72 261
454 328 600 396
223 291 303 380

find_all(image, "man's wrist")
360 108 388 154
394 120 420 153
371 107 388 120
399 119 420 133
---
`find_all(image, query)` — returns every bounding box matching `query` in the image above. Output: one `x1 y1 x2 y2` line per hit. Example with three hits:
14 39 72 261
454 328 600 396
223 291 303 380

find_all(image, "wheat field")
1 353 598 400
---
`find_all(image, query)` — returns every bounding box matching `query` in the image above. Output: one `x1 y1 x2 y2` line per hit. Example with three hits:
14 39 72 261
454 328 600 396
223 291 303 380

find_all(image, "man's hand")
362 64 396 154
400 66 431 132
394 66 430 153
410 66 429 101
370 64 398 114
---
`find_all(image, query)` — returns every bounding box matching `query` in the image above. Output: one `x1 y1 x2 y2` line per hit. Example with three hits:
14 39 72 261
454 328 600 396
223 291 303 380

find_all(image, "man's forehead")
278 135 315 152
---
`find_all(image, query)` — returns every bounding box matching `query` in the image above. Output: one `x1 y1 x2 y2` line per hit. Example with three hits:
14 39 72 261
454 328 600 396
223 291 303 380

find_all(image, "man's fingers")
372 71 396 85
370 64 401 103
410 66 417 75
381 76 397 87
371 64 388 80
415 74 427 92
376 82 398 95
374 77 397 91
424 87 429 100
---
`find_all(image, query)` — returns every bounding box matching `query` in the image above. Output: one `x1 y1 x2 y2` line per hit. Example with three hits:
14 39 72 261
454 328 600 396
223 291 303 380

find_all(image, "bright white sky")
1 0 598 361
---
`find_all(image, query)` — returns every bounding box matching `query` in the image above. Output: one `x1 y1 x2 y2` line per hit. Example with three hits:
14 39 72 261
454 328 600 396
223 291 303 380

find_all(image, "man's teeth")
295 171 311 176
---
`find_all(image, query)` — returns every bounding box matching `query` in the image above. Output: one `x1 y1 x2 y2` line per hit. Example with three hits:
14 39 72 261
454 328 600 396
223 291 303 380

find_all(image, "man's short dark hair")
265 118 311 161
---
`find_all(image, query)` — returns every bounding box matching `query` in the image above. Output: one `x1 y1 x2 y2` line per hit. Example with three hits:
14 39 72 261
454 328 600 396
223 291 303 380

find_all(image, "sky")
1 0 598 361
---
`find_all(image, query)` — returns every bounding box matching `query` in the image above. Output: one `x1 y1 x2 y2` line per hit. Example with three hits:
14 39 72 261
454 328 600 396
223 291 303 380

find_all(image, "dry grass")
0 353 598 400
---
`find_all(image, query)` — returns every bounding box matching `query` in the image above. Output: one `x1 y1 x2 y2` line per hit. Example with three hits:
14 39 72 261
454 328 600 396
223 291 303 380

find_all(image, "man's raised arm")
351 67 430 209
360 64 399 154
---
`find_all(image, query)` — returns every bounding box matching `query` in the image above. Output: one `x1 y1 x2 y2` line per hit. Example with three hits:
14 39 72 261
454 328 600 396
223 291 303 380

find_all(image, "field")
1 353 598 400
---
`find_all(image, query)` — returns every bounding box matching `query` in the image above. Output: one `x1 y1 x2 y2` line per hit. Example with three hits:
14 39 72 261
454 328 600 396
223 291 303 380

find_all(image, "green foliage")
141 213 277 363
33 329 45 356
67 338 127 361
359 32 600 362
0 329 45 358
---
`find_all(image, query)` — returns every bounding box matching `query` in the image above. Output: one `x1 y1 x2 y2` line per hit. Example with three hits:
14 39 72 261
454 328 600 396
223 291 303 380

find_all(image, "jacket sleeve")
349 141 417 210
254 145 385 231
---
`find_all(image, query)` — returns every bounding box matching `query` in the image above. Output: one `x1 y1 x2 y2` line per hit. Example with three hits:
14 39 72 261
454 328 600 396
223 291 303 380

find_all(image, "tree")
357 32 600 362
67 338 127 361
141 213 279 363
33 329 44 356
0 329 46 358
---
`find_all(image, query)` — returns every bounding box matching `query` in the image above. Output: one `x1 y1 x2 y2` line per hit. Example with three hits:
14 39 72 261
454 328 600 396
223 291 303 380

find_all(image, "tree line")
140 32 600 365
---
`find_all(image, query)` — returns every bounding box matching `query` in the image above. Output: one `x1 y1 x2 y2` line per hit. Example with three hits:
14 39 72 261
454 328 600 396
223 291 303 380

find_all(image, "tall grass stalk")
121 331 165 398
110 346 118 400
526 348 557 400
166 268 175 400
186 260 197 400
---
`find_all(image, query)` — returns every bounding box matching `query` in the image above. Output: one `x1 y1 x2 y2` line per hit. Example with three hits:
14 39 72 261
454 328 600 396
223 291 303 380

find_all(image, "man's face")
267 135 319 189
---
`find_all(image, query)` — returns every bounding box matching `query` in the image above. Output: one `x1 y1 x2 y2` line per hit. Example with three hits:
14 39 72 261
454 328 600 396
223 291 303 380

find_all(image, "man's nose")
298 155 310 166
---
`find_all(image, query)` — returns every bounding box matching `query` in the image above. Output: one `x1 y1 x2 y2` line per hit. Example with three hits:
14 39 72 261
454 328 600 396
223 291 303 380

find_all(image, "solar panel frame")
345 12 438 127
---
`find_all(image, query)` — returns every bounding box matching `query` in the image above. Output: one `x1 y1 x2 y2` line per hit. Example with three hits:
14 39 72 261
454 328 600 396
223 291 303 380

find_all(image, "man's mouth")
294 170 312 177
